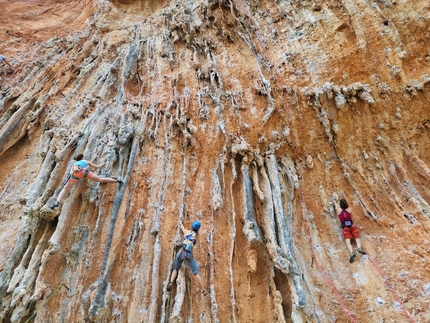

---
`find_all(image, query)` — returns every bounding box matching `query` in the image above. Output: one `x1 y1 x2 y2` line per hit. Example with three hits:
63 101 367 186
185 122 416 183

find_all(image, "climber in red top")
335 198 367 263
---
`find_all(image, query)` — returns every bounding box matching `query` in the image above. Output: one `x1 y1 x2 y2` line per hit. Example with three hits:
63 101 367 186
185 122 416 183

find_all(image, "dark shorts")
69 170 94 184
174 249 199 275
342 224 360 240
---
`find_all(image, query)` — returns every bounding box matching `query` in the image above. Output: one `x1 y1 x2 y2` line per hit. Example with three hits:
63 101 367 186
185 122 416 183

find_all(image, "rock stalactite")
0 0 429 322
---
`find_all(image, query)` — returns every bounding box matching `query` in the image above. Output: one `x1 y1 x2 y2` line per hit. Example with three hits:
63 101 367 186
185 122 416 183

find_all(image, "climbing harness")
180 228 197 261
63 162 90 185
181 222 198 259
24 184 94 323
339 210 353 228
181 244 193 260
70 162 90 179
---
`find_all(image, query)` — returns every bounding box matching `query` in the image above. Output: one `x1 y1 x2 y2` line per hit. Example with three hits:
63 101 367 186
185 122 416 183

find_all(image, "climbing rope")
367 256 415 323
24 184 93 323
349 208 416 322
297 165 358 323
23 284 63 323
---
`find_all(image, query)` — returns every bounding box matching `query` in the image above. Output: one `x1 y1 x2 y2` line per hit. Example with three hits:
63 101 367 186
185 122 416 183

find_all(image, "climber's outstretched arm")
334 203 342 215
84 160 104 169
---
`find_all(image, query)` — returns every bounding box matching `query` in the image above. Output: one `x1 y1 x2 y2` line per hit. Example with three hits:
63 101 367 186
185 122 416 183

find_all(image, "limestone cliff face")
0 0 429 322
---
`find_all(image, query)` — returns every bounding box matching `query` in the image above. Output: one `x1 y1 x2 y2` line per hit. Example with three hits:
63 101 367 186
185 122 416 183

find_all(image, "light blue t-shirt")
75 160 88 168
0 55 5 62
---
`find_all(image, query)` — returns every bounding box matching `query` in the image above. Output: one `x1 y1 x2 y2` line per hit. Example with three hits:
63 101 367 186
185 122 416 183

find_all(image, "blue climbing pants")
174 249 199 275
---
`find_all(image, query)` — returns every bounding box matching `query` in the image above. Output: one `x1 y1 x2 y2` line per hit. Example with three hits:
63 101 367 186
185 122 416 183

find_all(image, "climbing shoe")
50 201 61 210
167 282 173 291
202 289 210 296
349 253 356 263
357 248 367 255
117 179 123 185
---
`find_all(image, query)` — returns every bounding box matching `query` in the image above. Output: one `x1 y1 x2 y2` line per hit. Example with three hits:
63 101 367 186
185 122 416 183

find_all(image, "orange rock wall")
0 0 429 322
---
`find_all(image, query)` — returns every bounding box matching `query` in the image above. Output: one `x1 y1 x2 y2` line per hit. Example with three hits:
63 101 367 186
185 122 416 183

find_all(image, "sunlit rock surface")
0 0 429 322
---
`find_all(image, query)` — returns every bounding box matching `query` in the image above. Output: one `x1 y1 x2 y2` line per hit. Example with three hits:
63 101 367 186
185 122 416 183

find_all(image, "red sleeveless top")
338 210 353 228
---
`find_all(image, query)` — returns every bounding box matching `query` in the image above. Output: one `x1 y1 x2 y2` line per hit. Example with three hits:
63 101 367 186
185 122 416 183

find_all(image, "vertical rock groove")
266 154 306 308
89 133 139 320
240 163 262 245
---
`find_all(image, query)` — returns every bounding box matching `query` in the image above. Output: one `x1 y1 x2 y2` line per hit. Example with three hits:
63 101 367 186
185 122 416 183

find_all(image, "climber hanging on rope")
167 220 210 296
51 154 122 209
335 198 367 263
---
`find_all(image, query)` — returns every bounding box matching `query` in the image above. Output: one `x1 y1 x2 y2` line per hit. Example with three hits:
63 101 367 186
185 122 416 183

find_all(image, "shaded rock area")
0 0 429 322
